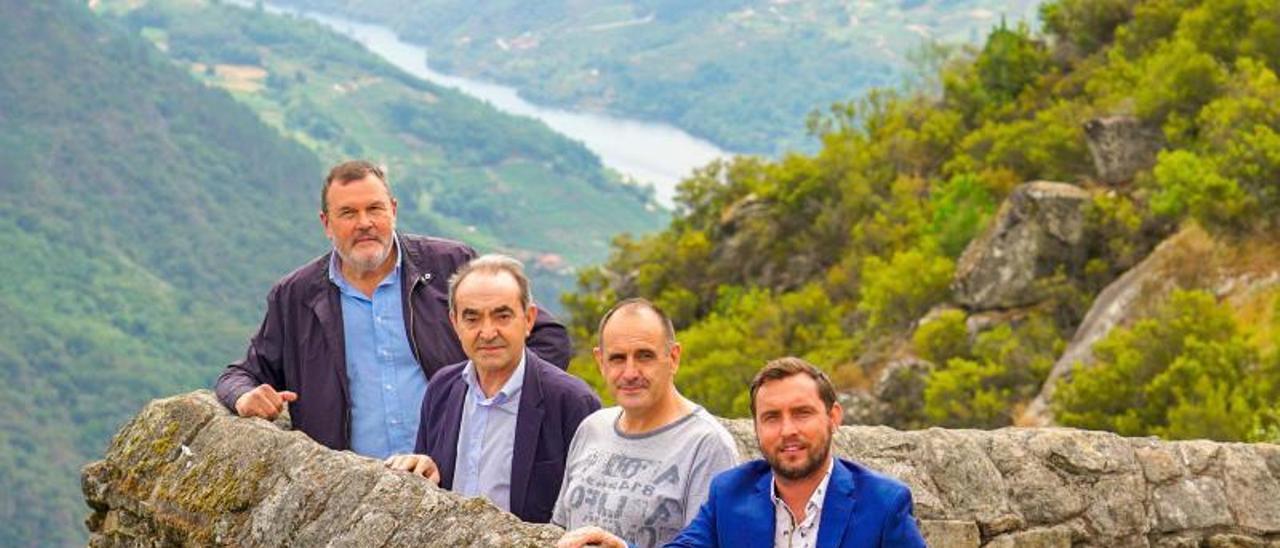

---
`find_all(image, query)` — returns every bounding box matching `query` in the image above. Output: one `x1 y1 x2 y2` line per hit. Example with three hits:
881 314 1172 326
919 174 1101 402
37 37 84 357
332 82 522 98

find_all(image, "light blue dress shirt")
329 239 428 459
453 354 525 511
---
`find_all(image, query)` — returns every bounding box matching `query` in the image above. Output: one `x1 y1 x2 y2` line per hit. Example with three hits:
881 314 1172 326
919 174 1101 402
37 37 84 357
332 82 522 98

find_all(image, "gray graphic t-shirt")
551 406 739 548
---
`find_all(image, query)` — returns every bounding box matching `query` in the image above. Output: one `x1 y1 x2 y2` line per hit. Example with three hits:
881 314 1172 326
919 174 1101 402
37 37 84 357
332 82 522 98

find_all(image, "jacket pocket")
525 459 566 522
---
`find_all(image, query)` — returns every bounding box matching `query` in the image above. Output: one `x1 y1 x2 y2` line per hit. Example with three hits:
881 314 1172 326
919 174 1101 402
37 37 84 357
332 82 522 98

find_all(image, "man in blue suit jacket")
385 255 600 523
665 357 925 547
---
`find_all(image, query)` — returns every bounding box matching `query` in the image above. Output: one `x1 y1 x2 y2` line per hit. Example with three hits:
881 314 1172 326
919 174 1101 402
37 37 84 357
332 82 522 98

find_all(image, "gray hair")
322 160 392 214
447 254 533 315
596 298 677 351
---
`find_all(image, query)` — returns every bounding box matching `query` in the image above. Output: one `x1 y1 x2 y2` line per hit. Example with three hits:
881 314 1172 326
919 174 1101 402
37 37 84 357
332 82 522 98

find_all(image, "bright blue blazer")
665 458 926 548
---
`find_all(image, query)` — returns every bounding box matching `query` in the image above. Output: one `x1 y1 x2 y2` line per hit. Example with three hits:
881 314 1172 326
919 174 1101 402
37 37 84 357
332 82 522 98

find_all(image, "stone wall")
85 391 1280 547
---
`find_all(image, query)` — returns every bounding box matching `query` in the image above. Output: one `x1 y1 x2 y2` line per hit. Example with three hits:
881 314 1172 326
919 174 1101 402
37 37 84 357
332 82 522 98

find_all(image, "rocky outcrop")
1021 228 1207 425
1084 116 1164 185
839 356 933 428
86 391 1280 547
712 193 820 291
82 391 561 547
953 181 1092 311
1023 225 1280 425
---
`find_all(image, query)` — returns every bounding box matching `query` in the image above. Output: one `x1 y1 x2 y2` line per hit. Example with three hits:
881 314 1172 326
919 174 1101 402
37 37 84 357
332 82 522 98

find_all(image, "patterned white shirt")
771 458 835 548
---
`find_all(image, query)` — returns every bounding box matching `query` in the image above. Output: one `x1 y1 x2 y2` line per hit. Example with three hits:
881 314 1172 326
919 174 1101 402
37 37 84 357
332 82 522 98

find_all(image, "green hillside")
0 1 325 544
564 0 1280 442
276 0 1041 154
98 0 665 286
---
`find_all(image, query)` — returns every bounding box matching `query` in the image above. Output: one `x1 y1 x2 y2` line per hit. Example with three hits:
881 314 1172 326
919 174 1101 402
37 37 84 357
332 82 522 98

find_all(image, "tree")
857 249 954 332
923 314 1061 428
1041 0 1136 58
1148 149 1251 228
975 20 1052 105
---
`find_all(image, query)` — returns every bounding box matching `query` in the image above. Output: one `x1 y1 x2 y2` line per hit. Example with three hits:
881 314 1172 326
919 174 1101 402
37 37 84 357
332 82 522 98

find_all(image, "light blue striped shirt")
328 240 427 459
453 354 525 511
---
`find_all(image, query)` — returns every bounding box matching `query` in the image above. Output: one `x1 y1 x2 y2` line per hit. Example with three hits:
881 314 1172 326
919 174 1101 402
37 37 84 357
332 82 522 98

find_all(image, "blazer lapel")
435 376 467 490
508 350 544 517
748 469 778 548
815 459 857 547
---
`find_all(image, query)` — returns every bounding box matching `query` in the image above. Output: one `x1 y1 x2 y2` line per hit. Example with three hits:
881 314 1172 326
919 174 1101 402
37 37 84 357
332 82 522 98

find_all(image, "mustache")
616 379 649 390
777 435 810 448
477 336 506 347
353 230 384 242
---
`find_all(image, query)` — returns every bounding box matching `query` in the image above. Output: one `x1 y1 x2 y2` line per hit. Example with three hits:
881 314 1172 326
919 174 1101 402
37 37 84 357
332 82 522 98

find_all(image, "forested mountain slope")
0 1 323 543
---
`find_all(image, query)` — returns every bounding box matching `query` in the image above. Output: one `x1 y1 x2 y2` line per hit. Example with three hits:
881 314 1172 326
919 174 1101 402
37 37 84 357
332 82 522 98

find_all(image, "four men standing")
216 160 926 547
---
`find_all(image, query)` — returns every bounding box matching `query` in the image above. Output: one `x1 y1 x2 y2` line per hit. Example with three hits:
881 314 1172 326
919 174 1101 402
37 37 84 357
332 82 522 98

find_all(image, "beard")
764 428 833 481
336 233 392 274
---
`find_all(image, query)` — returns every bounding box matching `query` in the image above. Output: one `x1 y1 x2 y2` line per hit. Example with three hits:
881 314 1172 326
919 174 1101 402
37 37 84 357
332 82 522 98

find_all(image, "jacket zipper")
408 272 427 373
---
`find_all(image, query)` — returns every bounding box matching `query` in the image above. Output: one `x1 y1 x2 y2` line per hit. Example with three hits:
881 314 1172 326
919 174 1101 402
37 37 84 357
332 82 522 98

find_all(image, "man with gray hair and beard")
215 160 571 458
555 298 740 548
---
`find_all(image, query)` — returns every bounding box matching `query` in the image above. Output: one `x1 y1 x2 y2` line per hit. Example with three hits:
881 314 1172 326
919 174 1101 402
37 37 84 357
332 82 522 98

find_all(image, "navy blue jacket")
665 458 926 548
415 348 601 523
214 233 571 451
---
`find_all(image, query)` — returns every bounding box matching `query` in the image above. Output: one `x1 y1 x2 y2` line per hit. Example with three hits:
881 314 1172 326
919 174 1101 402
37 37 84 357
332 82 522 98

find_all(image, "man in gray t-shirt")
553 406 738 547
554 299 740 548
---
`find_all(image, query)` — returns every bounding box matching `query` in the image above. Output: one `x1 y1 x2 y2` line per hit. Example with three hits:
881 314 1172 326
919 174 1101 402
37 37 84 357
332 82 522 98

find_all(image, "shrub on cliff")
923 314 1062 428
1055 290 1279 441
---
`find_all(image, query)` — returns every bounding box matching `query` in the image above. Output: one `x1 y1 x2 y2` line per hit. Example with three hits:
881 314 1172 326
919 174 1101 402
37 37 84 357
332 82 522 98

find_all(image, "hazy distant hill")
274 0 1041 154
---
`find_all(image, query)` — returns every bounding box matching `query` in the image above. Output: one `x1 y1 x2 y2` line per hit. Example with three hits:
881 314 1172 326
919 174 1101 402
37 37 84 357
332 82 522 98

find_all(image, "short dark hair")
749 357 837 417
596 298 676 350
447 254 533 315
322 160 391 213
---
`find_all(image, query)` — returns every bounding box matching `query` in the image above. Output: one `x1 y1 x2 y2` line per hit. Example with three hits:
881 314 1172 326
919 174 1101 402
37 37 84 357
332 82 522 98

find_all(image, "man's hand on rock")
384 454 441 484
233 384 297 420
556 526 627 548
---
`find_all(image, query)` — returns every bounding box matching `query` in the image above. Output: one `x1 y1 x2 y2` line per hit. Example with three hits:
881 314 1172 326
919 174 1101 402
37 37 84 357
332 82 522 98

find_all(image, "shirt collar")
327 231 402 289
770 456 835 513
462 351 527 405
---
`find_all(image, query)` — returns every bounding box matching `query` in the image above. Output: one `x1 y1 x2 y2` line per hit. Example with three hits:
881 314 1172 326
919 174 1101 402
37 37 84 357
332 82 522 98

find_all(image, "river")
247 2 733 206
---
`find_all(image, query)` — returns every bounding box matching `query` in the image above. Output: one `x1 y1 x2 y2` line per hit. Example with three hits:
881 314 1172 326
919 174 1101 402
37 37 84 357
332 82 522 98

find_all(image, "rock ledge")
85 391 1280 547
